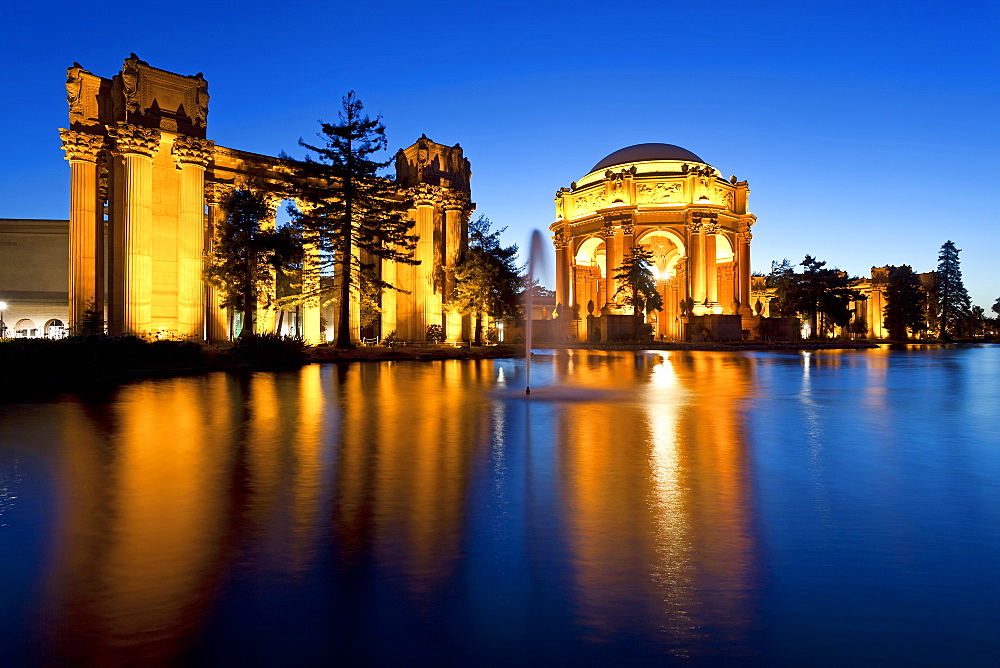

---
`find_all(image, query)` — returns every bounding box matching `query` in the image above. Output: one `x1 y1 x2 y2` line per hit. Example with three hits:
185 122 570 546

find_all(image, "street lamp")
0 301 6 338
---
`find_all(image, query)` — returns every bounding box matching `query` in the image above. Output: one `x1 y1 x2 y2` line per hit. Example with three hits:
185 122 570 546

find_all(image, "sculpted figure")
195 74 210 127
66 65 83 118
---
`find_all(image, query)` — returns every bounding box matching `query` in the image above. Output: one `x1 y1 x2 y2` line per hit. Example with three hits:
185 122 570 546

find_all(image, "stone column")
737 229 753 315
687 220 705 313
255 194 281 335
705 222 719 312
172 136 213 340
603 222 617 307
204 183 232 340
553 228 570 312
59 129 105 331
108 123 160 336
443 195 465 342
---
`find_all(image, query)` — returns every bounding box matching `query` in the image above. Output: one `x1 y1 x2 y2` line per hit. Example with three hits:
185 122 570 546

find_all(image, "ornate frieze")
172 136 215 167
107 123 161 158
635 181 682 204
59 129 104 162
574 186 606 215
714 185 733 209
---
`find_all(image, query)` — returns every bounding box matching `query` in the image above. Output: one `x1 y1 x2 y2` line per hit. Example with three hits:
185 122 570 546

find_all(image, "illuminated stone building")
58 55 473 344
550 144 756 341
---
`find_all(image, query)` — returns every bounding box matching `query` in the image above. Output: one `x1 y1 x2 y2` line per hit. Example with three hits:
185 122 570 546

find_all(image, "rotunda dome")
590 143 706 172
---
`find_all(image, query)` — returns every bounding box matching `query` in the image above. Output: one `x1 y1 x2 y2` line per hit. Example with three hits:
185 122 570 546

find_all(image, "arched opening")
44 319 67 339
637 231 685 341
15 318 37 338
575 236 607 316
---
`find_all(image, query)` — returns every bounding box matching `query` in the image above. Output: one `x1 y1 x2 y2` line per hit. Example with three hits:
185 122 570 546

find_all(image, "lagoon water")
1 346 998 665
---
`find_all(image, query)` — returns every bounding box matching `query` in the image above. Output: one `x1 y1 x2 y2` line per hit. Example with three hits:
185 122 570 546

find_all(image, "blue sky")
2 0 997 307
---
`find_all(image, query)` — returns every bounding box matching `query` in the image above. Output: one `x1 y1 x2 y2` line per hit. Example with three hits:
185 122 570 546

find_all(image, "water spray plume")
525 230 546 395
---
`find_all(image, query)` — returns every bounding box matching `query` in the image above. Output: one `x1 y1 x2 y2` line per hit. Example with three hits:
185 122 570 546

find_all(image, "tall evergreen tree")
448 216 522 345
883 265 927 341
767 258 798 317
775 255 864 339
203 189 300 337
934 240 971 339
614 245 664 340
284 91 418 348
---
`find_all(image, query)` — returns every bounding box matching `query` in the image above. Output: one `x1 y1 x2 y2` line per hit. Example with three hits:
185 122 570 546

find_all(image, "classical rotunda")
550 143 756 341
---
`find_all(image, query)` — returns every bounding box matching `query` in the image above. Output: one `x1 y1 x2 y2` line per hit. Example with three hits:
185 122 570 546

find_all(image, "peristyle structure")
59 55 473 343
550 144 755 341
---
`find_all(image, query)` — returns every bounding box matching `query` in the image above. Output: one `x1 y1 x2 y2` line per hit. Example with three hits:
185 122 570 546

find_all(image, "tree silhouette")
934 241 971 339
448 216 522 345
614 245 664 340
284 91 417 348
203 189 300 337
883 265 927 341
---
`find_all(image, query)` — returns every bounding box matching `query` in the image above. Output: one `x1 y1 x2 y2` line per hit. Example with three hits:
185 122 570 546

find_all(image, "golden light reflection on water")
41 353 762 661
551 351 758 653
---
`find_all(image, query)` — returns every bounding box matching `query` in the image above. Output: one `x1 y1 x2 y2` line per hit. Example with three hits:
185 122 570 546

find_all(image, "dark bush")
229 333 307 368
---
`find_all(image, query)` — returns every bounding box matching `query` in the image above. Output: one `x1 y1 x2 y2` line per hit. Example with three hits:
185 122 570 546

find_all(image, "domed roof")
590 143 706 173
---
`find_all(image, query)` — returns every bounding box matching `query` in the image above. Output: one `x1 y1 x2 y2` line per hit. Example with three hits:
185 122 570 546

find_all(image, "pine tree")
448 216 522 345
934 240 971 339
203 189 300 336
284 91 418 349
775 256 864 339
613 245 664 340
883 265 927 341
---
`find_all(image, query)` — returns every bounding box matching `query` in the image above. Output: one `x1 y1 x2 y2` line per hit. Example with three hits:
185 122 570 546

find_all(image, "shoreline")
4 339 994 403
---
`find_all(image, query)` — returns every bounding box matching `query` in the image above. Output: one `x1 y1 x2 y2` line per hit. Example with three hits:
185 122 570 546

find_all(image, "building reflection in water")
37 351 761 662
549 351 759 657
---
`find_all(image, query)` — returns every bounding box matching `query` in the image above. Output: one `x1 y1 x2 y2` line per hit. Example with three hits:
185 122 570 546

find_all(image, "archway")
15 319 37 338
44 319 67 339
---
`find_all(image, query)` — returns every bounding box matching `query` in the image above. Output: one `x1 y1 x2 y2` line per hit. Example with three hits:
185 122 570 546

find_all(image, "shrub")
381 330 398 348
229 333 307 368
425 324 445 344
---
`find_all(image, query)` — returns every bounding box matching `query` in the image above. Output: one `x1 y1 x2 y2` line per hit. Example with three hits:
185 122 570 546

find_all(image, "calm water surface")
1 346 998 665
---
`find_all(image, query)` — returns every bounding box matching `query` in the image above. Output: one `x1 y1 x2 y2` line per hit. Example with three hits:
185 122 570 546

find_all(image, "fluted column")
705 222 719 312
172 136 213 340
443 196 465 342
204 183 232 340
687 220 705 314
60 129 105 331
603 222 617 307
553 228 568 312
737 229 753 315
108 123 160 336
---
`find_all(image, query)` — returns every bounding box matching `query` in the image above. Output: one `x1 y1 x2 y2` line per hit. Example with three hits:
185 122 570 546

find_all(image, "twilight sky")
2 0 997 308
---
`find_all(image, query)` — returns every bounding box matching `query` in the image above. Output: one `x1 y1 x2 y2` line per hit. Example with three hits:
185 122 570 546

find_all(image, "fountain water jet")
524 230 547 395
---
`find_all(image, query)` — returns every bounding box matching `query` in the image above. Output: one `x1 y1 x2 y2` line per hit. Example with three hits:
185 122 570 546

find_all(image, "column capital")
59 129 104 162
737 231 753 244
107 123 160 158
441 191 469 211
204 181 234 206
408 183 446 206
552 228 572 248
685 220 703 234
601 221 616 238
172 135 215 167
704 221 720 234
621 220 635 236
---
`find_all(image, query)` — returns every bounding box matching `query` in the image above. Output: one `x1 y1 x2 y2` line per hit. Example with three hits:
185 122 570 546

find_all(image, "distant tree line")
763 240 996 341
